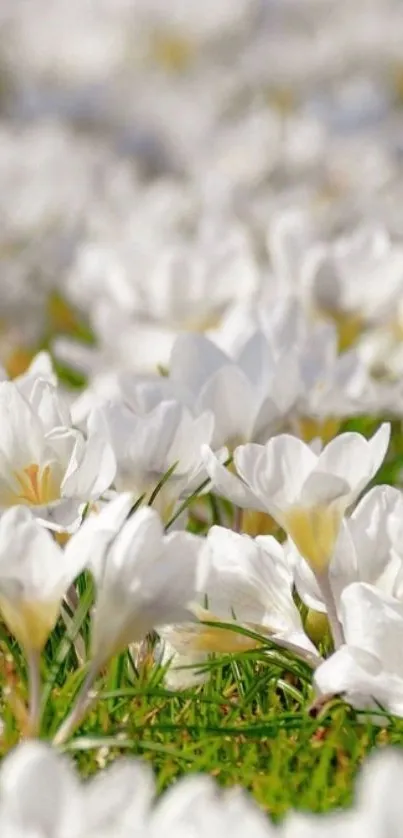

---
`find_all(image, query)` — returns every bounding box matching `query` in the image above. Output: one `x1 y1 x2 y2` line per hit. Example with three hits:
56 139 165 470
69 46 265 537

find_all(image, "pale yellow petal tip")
0 597 60 652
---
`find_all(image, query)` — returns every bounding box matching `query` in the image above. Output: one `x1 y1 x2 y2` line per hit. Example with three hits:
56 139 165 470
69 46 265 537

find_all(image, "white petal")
235 437 316 510
341 583 403 674
85 759 154 834
202 445 264 510
0 742 82 837
170 333 229 396
315 424 390 501
197 366 254 447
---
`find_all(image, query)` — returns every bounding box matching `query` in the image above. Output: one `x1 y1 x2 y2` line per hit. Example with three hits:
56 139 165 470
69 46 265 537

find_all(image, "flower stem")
53 661 99 747
26 648 41 738
315 571 345 650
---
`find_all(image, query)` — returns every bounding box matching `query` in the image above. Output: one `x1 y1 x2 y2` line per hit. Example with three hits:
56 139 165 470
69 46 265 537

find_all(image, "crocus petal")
201 445 265 510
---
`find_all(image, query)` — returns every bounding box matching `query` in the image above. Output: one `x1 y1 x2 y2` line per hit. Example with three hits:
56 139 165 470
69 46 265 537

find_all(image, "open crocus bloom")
159 526 319 689
203 423 390 574
0 379 116 532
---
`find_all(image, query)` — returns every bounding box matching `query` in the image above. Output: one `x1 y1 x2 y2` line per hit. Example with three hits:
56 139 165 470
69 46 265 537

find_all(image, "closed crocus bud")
54 500 203 747
304 610 330 646
0 506 87 653
79 500 202 670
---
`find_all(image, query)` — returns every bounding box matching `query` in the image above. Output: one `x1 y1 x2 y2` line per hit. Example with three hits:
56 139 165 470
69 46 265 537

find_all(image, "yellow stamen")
14 464 59 506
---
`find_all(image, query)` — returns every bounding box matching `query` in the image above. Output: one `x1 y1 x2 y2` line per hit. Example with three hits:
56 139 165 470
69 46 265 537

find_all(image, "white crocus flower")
203 424 390 648
13 351 57 395
0 350 56 400
168 331 300 448
0 506 88 735
0 740 154 838
160 526 319 689
62 215 259 378
134 223 259 333
54 502 202 744
2 740 401 838
157 633 211 691
0 379 116 532
211 294 304 360
314 583 403 718
0 739 274 838
353 749 403 838
91 398 214 520
265 208 318 297
0 506 87 654
213 299 377 434
0 741 82 838
296 321 379 429
88 505 202 668
282 747 403 838
291 485 403 616
150 776 273 838
203 426 390 567
303 224 403 326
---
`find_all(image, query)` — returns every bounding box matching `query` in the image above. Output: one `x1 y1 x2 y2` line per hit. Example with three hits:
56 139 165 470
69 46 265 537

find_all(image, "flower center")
13 464 60 506
150 30 194 72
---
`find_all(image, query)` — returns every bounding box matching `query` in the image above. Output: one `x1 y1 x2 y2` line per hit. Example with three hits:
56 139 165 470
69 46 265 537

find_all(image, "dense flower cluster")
0 739 402 837
2 0 403 832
